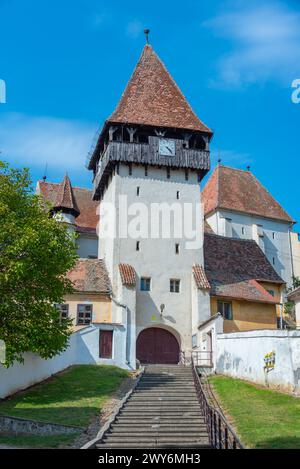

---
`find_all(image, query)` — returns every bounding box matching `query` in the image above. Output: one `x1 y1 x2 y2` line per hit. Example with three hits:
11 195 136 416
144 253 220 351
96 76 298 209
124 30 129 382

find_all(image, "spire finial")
42 162 48 182
144 29 150 44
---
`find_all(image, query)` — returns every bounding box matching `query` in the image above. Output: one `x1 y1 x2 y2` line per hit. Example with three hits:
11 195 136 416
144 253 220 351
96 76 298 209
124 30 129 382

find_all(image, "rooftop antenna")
144 28 150 44
42 162 48 182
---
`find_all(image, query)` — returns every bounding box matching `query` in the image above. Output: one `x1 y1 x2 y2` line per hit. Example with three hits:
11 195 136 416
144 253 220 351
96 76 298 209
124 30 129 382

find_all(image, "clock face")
159 138 176 156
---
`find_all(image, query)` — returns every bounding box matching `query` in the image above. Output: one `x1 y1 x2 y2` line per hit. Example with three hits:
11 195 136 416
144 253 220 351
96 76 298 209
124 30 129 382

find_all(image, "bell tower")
88 42 213 368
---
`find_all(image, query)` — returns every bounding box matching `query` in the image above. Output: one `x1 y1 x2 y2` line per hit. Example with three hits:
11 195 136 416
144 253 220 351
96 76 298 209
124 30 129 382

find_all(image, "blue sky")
0 0 299 226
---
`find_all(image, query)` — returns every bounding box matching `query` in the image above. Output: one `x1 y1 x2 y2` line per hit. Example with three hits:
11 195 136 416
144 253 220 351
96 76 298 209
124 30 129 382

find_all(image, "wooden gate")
136 328 179 364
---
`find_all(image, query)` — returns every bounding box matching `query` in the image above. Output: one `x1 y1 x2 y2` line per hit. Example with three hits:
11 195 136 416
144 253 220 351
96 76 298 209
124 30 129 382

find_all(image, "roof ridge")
248 171 294 223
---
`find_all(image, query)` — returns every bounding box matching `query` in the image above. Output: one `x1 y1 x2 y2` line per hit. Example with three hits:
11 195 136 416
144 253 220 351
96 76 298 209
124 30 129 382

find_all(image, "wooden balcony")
93 138 210 199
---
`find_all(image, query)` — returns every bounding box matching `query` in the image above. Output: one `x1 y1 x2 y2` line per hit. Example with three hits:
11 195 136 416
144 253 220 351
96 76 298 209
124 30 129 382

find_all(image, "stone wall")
216 329 300 394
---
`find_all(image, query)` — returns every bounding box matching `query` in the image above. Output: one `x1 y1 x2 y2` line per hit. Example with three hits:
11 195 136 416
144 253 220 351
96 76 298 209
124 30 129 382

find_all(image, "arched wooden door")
136 328 180 364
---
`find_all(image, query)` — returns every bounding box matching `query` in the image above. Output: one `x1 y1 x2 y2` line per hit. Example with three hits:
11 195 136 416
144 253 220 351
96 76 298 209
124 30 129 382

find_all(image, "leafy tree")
0 162 78 366
284 276 300 322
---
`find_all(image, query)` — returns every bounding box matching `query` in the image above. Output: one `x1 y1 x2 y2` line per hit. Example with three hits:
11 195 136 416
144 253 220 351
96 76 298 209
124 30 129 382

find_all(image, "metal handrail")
191 355 244 449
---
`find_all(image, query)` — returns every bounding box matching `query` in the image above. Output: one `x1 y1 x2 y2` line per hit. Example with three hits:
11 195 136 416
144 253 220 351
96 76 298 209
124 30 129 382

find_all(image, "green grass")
209 375 300 449
0 365 129 427
0 432 80 448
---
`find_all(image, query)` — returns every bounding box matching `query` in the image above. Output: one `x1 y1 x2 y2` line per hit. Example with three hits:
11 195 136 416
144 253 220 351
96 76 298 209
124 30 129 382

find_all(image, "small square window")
267 289 275 297
170 279 180 293
217 301 233 320
140 277 151 291
77 304 92 325
55 304 69 322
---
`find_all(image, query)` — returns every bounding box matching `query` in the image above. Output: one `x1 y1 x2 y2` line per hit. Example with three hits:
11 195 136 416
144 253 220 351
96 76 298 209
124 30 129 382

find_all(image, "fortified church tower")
88 40 213 368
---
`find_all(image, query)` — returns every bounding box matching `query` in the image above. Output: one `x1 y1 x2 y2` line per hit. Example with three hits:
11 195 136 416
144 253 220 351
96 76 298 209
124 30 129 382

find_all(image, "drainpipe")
288 223 295 283
110 292 135 370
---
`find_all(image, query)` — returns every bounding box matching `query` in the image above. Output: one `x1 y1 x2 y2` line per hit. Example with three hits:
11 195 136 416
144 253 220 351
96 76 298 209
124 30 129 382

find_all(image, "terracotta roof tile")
204 233 284 303
119 264 136 286
53 175 80 217
108 45 211 133
202 165 294 223
37 180 99 232
193 264 210 290
66 259 111 293
287 286 300 302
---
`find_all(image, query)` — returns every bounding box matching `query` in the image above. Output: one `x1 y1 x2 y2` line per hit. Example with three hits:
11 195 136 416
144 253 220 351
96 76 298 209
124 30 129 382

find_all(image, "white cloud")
0 113 98 172
204 1 300 87
126 19 143 39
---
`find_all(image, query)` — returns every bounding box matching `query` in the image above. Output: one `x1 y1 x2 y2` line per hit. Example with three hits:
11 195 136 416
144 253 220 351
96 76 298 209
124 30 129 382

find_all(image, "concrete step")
107 431 208 438
120 409 203 419
130 393 198 403
102 436 209 444
115 418 205 424
96 442 211 449
125 403 200 408
109 426 207 433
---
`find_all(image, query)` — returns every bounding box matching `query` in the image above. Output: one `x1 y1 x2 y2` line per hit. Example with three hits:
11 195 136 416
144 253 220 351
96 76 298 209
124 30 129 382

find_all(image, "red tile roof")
193 264 210 290
202 165 294 223
53 174 80 217
67 259 111 293
119 264 136 286
37 180 99 233
287 286 300 302
108 45 212 133
204 233 284 303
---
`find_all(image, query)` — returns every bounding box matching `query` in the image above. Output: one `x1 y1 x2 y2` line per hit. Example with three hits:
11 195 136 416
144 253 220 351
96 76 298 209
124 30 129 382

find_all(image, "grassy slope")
209 375 300 449
0 365 129 427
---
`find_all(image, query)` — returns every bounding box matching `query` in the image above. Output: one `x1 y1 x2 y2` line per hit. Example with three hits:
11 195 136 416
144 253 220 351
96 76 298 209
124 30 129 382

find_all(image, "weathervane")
144 29 150 44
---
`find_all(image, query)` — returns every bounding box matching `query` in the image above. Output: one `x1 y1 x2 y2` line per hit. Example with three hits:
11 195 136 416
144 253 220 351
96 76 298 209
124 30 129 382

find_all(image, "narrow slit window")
145 165 148 176
136 241 140 251
167 168 170 179
128 163 132 176
137 186 140 196
175 243 180 254
185 169 189 181
176 191 180 200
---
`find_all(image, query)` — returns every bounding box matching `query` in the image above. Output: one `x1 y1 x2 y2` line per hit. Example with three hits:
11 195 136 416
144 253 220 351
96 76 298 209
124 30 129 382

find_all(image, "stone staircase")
96 364 210 448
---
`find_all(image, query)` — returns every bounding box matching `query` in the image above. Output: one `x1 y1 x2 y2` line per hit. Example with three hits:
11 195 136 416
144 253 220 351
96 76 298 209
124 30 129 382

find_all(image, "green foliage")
210 375 300 449
0 161 78 366
284 276 300 321
0 365 129 427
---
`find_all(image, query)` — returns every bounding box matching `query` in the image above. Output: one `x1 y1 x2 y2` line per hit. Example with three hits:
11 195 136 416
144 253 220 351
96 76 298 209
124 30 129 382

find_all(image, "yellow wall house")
204 233 285 332
56 259 112 330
